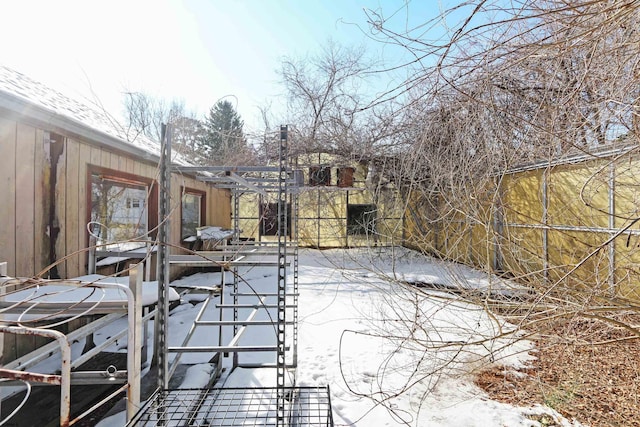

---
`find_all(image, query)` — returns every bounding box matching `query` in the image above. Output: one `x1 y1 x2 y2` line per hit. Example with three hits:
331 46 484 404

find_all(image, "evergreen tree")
200 100 250 163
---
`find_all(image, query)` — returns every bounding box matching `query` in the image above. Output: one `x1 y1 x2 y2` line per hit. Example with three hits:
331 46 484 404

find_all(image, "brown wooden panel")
0 118 16 276
54 138 67 278
210 188 231 227
78 142 92 274
15 123 36 277
34 130 49 276
118 153 127 172
125 156 135 174
65 139 80 277
110 152 119 170
90 145 101 167
100 147 110 168
142 162 157 180
133 159 143 177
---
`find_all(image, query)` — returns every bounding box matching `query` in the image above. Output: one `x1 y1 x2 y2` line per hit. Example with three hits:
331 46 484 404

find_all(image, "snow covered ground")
94 247 580 426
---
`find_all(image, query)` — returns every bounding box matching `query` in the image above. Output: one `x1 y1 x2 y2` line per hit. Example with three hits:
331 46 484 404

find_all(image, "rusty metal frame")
0 325 72 426
0 263 144 426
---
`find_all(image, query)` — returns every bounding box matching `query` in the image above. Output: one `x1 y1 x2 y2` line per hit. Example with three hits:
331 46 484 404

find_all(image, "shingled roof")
0 65 187 164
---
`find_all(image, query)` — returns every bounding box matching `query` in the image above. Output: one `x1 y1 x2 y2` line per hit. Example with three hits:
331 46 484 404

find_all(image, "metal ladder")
156 124 299 426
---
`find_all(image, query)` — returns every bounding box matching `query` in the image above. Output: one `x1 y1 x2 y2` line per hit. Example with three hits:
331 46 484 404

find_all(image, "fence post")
609 162 616 295
492 179 504 272
542 168 549 282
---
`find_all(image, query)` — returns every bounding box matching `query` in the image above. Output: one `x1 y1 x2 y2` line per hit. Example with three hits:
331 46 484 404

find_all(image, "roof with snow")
0 65 187 165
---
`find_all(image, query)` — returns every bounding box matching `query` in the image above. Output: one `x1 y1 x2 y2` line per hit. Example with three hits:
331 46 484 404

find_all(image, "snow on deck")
3 274 179 317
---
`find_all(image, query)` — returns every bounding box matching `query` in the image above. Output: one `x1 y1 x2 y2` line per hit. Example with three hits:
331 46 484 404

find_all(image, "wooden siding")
0 117 231 279
0 118 17 276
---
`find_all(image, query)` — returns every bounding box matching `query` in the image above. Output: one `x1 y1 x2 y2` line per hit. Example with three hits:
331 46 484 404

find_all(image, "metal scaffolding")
145 125 321 426
129 386 333 426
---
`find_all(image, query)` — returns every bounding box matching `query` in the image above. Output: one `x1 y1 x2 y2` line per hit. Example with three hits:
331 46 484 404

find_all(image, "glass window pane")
91 174 148 249
182 193 202 239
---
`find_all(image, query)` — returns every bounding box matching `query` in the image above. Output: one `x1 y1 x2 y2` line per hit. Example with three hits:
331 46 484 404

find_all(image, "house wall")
0 116 230 279
0 118 48 278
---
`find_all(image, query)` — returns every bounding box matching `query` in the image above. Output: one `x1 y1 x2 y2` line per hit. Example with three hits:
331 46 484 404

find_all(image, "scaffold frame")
149 124 308 426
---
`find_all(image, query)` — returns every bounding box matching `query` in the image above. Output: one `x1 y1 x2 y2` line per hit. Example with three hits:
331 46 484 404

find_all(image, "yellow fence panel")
503 170 544 225
405 151 640 300
548 162 610 229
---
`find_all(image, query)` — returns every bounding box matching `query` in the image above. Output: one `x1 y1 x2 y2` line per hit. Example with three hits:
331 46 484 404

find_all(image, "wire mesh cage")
128 386 333 426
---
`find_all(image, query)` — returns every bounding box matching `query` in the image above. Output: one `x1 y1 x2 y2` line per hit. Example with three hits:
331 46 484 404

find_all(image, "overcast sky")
2 0 447 138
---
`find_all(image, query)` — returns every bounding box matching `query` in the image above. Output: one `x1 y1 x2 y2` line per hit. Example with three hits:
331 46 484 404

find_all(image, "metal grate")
129 386 333 426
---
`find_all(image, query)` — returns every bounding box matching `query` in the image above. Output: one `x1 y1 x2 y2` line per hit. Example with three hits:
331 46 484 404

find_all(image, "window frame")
309 166 331 186
347 203 377 236
87 166 158 247
181 187 207 241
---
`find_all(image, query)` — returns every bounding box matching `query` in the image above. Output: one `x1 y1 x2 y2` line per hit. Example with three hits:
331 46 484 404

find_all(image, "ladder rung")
237 363 297 369
230 293 299 297
215 304 297 309
231 261 289 266
195 320 295 326
168 345 288 353
175 285 221 292
229 241 298 245
169 261 222 266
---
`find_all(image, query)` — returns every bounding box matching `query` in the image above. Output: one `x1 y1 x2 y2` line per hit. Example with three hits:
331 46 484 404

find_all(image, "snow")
5 274 179 307
197 226 235 241
92 247 581 426
3 275 179 322
95 244 157 267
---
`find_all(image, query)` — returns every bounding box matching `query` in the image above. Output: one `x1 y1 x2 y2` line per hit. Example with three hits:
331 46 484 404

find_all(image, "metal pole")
609 162 616 294
276 125 288 426
293 187 299 368
0 326 71 427
233 188 240 369
492 178 503 272
156 123 172 390
542 169 549 282
127 263 143 421
218 246 226 377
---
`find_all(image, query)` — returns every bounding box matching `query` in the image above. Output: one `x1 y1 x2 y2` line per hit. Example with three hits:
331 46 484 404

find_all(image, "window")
126 198 141 209
309 166 331 186
347 204 377 235
261 202 291 237
181 191 204 240
337 167 355 188
91 173 149 248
